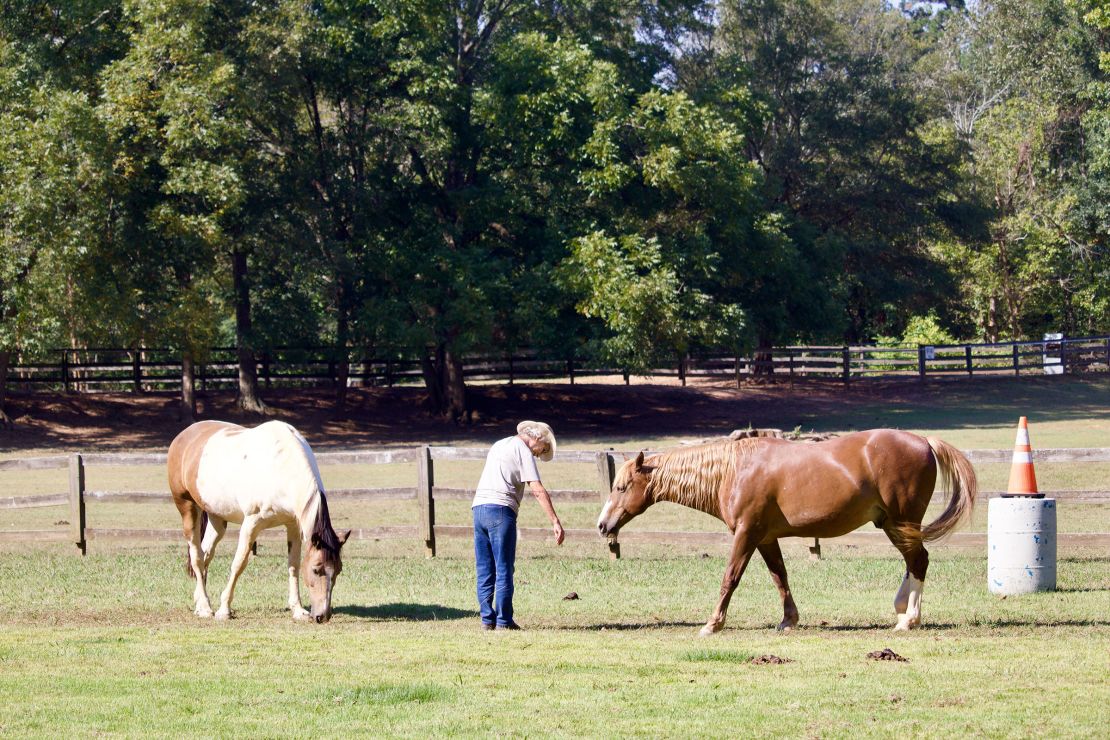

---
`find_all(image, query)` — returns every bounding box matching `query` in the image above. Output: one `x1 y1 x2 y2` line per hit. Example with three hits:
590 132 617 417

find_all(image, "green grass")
0 544 1107 737
1 378 1108 735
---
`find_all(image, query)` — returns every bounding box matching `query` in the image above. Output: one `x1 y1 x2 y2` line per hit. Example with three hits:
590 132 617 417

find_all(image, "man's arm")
530 481 565 545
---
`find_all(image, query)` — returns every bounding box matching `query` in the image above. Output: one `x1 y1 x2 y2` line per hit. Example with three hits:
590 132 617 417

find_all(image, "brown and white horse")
168 420 350 622
597 430 977 634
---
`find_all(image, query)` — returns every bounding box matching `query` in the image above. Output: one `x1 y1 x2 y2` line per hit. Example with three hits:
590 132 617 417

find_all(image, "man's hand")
552 519 565 545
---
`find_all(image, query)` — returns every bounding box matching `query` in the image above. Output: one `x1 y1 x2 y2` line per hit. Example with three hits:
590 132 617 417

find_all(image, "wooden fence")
2 446 1109 556
5 335 1109 392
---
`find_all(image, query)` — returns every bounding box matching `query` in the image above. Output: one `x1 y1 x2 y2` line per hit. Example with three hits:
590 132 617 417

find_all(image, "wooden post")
508 355 514 386
679 354 686 387
567 359 575 385
1013 342 1020 375
623 369 630 386
69 454 86 556
385 360 393 388
417 445 436 558
965 345 973 376
734 355 741 389
842 347 850 385
809 538 821 561
61 350 70 393
917 345 926 380
132 351 142 393
596 451 619 560
1060 338 1068 375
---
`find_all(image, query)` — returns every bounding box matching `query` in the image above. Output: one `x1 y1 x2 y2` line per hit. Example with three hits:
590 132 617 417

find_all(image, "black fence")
5 335 1109 392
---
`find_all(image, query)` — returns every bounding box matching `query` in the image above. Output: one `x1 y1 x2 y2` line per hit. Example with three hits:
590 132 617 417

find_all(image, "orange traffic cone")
1003 416 1042 498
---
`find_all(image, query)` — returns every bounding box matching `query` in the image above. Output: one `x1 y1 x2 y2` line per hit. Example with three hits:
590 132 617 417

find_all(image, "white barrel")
987 497 1057 595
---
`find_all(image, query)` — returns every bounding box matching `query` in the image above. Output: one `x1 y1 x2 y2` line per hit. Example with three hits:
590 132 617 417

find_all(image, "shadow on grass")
557 621 705 631
337 603 477 621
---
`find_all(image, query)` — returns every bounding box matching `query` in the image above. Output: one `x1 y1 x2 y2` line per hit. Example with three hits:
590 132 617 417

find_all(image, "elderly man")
472 420 565 630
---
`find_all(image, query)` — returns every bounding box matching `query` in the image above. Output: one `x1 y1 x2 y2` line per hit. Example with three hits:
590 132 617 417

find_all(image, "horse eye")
314 568 325 577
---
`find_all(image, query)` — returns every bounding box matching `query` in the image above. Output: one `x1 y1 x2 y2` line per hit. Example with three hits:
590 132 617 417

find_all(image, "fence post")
917 345 926 380
965 345 973 376
842 347 850 385
132 351 142 393
1013 342 1020 376
417 445 436 558
508 355 514 386
69 454 86 556
61 350 70 393
1060 339 1068 375
567 359 575 385
595 451 619 560
679 354 686 387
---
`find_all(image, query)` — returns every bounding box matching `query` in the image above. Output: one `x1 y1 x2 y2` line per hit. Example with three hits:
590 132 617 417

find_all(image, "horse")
597 430 977 635
168 420 350 622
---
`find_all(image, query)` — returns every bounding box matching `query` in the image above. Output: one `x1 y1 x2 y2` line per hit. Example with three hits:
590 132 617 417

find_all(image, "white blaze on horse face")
597 499 614 530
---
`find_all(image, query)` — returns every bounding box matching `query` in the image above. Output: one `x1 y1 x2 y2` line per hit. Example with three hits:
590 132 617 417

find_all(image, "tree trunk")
753 333 775 377
180 350 196 423
232 249 268 414
0 350 12 429
420 342 468 422
442 346 468 423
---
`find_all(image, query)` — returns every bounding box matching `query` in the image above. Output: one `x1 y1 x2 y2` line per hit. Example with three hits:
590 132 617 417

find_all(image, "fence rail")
2 446 1109 556
5 336 1109 392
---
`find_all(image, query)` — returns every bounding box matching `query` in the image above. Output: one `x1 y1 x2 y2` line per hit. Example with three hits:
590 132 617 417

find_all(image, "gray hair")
517 420 556 462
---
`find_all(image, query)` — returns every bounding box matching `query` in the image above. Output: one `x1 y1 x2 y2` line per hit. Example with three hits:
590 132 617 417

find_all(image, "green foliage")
1 0 1107 411
876 311 958 346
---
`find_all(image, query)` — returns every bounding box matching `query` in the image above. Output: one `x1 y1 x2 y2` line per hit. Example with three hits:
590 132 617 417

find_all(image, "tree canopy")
1 0 1106 421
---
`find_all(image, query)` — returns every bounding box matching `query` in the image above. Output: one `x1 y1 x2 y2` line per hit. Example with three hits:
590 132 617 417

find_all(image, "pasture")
1 376 1109 736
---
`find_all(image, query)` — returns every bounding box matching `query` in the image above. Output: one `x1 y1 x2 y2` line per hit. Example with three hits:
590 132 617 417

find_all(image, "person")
472 420 565 630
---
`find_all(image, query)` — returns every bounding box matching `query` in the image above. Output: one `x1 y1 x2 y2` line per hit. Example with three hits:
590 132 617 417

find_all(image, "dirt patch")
0 378 881 453
867 648 908 662
1 374 1081 454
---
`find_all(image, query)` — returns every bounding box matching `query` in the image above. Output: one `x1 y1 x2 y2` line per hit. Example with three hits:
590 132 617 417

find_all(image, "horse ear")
634 451 645 471
338 529 351 546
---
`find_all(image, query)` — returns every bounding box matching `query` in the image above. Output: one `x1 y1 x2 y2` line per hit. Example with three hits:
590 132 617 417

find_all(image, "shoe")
481 622 495 631
495 621 522 631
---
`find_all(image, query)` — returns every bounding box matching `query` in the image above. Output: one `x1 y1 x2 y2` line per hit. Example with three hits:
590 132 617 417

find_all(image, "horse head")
302 528 351 623
597 451 655 536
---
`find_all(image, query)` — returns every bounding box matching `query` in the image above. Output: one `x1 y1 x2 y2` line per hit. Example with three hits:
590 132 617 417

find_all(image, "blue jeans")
473 504 518 627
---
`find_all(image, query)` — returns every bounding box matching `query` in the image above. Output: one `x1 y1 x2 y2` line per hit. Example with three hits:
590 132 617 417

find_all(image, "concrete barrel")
987 497 1057 595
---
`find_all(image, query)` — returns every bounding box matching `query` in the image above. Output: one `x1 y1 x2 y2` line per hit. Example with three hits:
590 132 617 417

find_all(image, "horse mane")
646 438 758 515
310 491 342 554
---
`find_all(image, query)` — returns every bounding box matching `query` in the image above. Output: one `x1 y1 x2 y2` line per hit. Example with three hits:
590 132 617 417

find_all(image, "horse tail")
185 511 209 579
920 437 978 542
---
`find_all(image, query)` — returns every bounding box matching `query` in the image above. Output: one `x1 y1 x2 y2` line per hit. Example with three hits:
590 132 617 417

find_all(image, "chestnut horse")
168 420 350 622
597 430 977 634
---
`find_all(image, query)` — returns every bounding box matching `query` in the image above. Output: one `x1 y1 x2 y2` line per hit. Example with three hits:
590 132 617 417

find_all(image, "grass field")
0 543 1107 737
0 376 1108 736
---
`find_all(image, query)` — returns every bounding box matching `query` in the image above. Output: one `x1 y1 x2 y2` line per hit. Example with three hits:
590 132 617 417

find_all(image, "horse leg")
215 515 264 620
699 527 759 636
201 515 227 572
758 540 799 632
286 524 310 620
174 498 214 618
885 524 929 631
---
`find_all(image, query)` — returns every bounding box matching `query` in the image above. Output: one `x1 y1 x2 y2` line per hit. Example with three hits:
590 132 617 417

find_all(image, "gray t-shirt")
471 436 541 513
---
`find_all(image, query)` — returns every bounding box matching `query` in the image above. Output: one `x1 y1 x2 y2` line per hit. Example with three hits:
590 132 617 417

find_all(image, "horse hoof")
292 609 311 621
777 622 796 633
215 609 232 621
195 608 213 618
698 625 719 637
